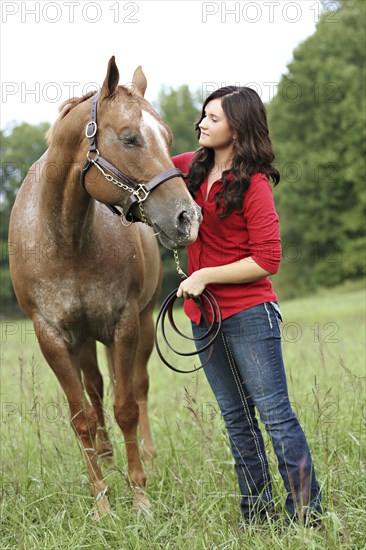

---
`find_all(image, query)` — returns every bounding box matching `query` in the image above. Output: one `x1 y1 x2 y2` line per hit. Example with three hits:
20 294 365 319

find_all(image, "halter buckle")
85 121 97 139
134 184 150 203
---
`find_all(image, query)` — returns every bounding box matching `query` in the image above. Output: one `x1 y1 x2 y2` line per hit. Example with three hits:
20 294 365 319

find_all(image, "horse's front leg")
111 304 151 511
33 315 110 518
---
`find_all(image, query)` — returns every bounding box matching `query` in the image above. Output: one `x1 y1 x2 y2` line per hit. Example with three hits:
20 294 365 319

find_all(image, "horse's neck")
39 147 94 244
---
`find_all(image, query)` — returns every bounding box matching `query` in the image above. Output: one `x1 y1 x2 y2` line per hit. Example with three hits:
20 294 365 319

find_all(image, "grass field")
1 284 365 549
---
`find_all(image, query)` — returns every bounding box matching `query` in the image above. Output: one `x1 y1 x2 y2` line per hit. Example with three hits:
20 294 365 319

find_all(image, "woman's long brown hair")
187 86 280 218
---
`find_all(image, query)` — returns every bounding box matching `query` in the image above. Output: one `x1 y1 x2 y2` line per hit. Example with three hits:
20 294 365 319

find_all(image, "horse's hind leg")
79 341 113 460
33 316 110 516
134 305 156 462
111 305 151 510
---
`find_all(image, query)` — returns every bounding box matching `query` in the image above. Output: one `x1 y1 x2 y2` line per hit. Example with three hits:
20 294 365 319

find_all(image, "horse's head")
82 56 201 249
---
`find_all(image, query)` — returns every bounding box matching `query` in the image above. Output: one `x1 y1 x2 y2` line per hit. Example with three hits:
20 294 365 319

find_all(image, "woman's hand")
176 270 208 299
176 258 272 300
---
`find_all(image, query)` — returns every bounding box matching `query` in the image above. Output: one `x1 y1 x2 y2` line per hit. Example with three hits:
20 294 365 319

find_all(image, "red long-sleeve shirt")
172 152 282 324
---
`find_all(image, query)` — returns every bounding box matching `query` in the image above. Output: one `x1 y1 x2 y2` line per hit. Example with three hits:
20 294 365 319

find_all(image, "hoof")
93 495 111 521
131 490 152 513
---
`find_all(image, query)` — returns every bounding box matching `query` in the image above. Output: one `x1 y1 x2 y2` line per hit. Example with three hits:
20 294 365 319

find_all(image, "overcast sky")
1 0 326 128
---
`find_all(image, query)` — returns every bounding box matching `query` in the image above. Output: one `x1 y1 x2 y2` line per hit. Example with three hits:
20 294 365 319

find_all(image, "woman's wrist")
198 267 212 285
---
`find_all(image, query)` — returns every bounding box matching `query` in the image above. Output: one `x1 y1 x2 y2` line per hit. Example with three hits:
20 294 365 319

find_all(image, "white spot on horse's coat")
141 110 169 158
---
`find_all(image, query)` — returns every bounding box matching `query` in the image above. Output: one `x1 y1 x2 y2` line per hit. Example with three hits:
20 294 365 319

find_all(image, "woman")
172 86 322 527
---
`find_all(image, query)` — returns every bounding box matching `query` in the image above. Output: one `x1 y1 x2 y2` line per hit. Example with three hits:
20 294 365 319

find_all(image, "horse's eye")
120 133 140 147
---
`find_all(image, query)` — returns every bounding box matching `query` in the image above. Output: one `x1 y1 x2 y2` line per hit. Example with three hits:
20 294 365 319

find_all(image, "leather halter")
80 92 184 223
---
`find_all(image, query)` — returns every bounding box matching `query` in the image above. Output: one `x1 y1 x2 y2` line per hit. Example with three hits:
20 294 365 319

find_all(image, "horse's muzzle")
154 205 202 250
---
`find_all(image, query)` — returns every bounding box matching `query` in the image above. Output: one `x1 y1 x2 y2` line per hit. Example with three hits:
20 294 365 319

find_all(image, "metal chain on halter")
87 152 136 194
138 202 150 225
173 249 188 279
87 153 151 227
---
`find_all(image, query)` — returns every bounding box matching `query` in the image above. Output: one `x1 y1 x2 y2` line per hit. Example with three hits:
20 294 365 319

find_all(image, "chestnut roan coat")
8 56 201 517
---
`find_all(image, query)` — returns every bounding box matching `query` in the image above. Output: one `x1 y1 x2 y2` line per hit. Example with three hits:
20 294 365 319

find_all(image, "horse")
8 56 201 517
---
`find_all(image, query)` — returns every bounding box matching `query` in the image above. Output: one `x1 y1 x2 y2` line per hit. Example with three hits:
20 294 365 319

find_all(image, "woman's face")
198 98 234 150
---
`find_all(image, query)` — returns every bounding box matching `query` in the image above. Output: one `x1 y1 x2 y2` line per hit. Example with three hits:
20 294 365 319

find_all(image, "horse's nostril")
177 210 189 227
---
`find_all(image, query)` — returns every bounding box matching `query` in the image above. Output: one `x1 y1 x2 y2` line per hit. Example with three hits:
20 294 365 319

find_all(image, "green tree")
156 84 201 155
268 0 366 298
1 122 50 311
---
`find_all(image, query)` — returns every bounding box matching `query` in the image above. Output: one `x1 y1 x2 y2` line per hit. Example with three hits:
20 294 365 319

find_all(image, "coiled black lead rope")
154 250 222 374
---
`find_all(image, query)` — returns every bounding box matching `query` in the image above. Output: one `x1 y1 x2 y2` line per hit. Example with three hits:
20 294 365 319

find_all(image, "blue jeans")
192 302 322 521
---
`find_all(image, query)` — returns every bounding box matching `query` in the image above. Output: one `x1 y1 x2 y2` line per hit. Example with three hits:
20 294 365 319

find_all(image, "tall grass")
0 285 365 549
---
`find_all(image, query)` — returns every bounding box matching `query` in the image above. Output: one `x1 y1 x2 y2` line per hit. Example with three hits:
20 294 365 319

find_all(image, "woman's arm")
177 257 271 299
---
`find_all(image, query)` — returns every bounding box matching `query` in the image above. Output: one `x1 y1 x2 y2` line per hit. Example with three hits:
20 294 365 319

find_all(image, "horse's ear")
100 56 120 100
132 66 147 97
